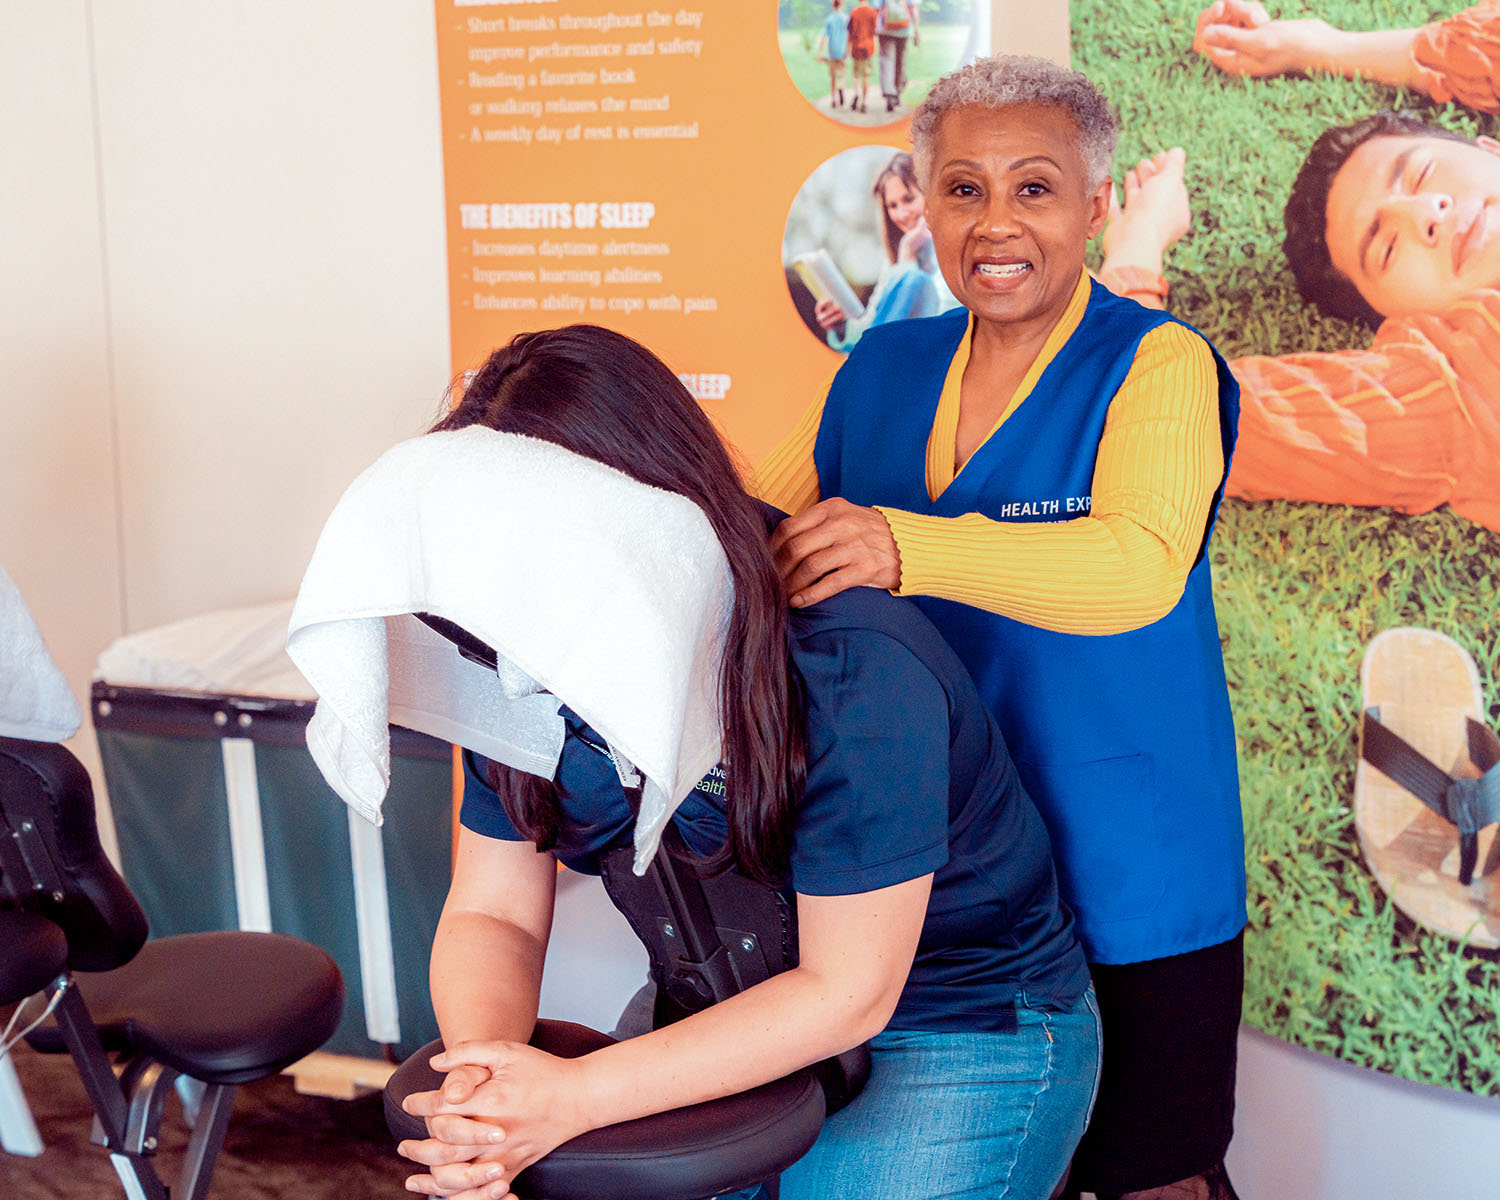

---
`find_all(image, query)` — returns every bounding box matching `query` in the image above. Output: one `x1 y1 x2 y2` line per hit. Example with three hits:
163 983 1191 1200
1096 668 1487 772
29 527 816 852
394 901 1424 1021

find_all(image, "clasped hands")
398 1042 589 1200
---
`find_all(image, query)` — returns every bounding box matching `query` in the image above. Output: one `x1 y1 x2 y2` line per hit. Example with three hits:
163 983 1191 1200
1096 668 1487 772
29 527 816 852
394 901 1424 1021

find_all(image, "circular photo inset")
776 1 985 127
782 144 963 353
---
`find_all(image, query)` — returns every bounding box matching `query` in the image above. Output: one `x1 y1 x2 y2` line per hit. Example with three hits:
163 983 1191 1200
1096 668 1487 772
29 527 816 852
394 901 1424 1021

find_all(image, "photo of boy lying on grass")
1075 0 1500 1098
1101 0 1500 533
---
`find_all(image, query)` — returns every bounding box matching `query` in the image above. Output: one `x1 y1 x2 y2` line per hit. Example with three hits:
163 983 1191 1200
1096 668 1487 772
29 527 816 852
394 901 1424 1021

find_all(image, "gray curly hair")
911 56 1118 189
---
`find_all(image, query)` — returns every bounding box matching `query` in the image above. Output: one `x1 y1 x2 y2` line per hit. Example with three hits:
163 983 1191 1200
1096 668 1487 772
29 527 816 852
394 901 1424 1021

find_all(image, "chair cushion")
28 931 343 1084
0 910 69 1004
385 1021 825 1200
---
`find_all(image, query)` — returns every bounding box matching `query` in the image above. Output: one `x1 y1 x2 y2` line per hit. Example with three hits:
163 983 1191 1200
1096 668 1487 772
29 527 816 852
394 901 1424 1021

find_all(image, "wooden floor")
0 1042 410 1199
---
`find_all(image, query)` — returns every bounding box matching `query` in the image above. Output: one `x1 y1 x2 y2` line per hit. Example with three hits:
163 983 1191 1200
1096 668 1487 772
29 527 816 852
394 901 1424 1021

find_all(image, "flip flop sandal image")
1356 627 1500 947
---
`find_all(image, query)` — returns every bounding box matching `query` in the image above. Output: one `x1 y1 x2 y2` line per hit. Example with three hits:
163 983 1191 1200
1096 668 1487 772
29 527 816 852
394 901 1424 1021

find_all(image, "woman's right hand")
814 297 848 331
769 497 901 607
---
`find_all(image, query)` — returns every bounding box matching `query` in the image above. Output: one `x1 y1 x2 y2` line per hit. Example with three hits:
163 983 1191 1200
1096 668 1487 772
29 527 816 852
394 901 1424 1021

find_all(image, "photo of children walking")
778 1 982 126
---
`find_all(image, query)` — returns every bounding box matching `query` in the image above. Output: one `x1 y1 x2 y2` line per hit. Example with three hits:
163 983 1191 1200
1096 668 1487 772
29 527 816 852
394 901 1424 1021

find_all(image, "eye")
947 180 980 198
1381 233 1396 271
1019 181 1049 197
1413 160 1434 191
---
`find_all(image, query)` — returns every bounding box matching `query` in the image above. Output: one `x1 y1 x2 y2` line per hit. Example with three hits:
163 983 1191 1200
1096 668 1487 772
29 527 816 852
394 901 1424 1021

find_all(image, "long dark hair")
431 325 804 885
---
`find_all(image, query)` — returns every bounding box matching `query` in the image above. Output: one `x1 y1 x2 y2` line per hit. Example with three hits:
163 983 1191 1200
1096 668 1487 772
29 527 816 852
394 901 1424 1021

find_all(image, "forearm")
885 322 1222 634
1309 26 1423 89
576 959 894 1130
431 907 547 1048
573 877 927 1131
883 508 1194 635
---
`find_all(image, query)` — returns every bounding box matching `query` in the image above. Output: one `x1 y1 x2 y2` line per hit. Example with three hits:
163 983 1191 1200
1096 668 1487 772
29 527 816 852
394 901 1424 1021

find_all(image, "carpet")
1 1042 410 1199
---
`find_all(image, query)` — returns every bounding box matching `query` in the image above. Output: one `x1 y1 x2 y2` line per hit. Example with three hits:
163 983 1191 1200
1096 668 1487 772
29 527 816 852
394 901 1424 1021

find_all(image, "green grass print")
779 24 972 106
1074 0 1500 1094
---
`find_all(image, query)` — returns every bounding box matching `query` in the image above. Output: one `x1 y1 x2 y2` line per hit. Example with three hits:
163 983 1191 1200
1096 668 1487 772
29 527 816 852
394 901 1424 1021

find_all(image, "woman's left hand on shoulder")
769 498 901 607
399 1042 591 1200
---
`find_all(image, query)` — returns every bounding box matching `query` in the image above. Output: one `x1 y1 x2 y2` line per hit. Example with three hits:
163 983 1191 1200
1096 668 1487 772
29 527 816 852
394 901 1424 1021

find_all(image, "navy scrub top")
462 581 1090 1033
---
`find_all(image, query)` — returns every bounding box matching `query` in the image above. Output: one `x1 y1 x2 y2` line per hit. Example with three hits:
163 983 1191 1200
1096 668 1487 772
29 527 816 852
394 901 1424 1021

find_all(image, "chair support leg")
50 978 228 1200
108 1151 170 1200
116 1056 176 1155
49 981 130 1140
176 1083 236 1200
175 1074 207 1127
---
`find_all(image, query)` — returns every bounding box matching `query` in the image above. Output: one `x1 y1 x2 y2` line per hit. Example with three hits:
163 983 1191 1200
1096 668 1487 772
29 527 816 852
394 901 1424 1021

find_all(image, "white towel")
286 428 733 873
0 565 83 742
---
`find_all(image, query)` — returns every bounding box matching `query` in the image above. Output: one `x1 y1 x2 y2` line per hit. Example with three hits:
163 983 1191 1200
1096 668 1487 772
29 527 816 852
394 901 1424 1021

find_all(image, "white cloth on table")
286 427 732 874
96 600 315 700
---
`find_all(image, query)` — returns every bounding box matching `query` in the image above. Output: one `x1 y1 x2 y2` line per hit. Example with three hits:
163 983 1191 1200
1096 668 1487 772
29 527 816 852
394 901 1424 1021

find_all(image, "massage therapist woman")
758 56 1248 1200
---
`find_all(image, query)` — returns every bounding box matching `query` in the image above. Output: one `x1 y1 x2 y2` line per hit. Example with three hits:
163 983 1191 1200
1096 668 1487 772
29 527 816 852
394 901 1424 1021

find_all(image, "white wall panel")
0 2 123 786
89 1 451 631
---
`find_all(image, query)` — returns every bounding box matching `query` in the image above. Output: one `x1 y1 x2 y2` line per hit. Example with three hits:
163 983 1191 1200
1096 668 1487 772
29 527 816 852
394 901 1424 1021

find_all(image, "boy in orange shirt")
847 0 879 114
1097 2 1500 532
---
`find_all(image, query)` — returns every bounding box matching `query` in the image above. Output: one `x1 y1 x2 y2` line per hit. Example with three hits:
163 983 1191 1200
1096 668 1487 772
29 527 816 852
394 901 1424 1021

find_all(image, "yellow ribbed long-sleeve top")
754 270 1225 636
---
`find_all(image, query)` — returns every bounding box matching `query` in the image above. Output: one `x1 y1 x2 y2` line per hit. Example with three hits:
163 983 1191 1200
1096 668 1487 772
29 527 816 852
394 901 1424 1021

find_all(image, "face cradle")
923 103 1111 341
882 175 926 235
1325 133 1500 319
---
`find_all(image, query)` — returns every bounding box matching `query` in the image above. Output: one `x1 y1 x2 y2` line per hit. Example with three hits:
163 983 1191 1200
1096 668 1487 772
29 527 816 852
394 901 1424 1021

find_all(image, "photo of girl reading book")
781 147 960 352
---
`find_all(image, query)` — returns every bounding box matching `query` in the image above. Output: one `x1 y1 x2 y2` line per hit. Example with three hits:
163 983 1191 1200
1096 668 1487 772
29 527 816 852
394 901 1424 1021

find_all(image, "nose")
974 192 1023 241
1383 192 1453 244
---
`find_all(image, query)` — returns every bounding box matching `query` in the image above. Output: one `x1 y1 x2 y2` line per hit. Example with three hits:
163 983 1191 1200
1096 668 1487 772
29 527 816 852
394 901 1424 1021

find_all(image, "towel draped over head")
285 427 733 873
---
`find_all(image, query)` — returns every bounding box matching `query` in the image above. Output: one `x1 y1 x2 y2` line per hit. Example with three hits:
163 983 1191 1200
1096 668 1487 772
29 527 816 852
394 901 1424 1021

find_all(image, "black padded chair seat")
27 931 343 1084
386 1021 824 1200
0 910 69 1002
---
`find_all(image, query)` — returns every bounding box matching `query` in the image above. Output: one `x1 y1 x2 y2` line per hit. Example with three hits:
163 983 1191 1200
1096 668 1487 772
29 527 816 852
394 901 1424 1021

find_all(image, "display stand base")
287 1051 398 1100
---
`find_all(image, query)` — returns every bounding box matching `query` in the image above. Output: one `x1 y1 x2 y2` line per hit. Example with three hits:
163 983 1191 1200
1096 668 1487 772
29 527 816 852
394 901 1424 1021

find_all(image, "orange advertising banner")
434 1 984 463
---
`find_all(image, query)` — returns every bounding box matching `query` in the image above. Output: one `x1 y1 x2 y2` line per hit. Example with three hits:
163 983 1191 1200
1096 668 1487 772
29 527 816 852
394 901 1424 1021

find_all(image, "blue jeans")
774 988 1102 1200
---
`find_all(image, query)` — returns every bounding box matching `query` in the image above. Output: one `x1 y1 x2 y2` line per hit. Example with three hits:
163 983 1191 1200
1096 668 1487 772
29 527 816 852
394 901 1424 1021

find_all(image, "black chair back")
0 736 148 972
0 908 69 1004
599 832 870 1114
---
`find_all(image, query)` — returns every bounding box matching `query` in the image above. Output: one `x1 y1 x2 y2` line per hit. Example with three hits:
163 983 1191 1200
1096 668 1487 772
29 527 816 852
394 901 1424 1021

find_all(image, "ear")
1084 177 1113 240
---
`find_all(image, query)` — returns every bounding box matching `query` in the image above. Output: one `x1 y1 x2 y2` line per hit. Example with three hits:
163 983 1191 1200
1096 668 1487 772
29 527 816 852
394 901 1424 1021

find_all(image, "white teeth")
976 262 1029 277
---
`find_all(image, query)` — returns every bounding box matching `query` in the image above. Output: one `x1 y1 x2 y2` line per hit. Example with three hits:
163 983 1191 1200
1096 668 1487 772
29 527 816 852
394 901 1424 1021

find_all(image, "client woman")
386 325 1099 1200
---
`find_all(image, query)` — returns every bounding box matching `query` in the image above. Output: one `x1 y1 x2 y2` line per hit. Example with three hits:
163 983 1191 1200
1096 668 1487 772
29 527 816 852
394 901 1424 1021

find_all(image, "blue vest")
814 282 1247 963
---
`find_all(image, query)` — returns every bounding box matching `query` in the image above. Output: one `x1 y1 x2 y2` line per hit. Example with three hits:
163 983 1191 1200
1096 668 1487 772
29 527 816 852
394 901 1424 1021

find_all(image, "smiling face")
1325 133 1500 319
924 103 1111 341
882 174 926 234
